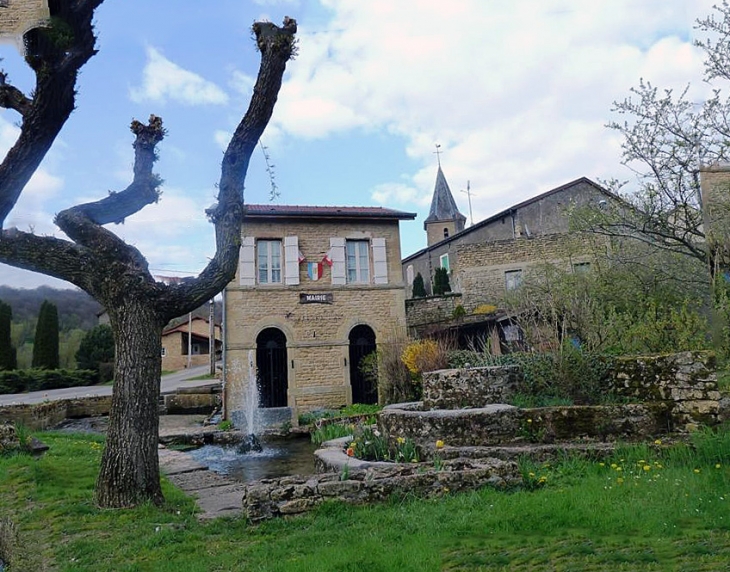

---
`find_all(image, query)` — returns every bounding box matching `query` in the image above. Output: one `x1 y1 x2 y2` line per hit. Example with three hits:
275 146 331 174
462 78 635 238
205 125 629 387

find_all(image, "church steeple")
424 166 466 246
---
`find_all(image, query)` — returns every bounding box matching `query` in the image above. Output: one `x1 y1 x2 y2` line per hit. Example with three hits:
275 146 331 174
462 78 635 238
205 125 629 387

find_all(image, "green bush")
0 369 98 394
412 272 427 298
446 346 613 405
432 267 451 296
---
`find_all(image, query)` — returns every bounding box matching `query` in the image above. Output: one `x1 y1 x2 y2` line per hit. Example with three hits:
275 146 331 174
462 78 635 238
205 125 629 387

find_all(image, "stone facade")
403 177 612 301
161 317 220 372
455 232 599 311
0 0 48 49
224 206 415 425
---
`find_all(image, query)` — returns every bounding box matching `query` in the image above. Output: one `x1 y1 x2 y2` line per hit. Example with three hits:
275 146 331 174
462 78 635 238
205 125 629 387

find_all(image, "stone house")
161 316 221 372
223 204 416 426
403 172 617 308
402 170 619 349
0 0 49 53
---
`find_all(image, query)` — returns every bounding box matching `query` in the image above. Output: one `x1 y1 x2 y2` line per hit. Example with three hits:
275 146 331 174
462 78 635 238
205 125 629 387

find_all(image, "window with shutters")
258 239 282 284
346 240 370 283
440 253 450 273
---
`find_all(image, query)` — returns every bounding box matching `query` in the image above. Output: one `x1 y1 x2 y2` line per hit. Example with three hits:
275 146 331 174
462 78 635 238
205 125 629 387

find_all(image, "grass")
1 428 730 571
185 373 217 381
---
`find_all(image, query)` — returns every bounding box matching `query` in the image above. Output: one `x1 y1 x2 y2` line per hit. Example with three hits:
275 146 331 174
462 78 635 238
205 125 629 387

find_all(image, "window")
443 227 449 238
440 253 450 273
573 262 591 274
346 240 370 283
258 239 282 284
505 269 523 291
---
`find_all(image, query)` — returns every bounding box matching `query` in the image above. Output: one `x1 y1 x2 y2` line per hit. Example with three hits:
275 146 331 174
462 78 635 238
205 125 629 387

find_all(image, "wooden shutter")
240 236 255 286
372 238 388 284
284 236 300 285
330 237 346 285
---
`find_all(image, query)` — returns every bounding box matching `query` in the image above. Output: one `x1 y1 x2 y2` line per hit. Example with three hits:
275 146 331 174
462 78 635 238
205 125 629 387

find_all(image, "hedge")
0 369 99 394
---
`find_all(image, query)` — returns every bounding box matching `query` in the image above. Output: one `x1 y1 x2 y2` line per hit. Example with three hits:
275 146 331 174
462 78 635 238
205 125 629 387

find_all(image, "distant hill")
0 286 102 332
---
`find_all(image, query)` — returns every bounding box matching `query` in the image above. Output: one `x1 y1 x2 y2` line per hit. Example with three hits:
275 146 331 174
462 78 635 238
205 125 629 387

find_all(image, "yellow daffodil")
435 439 445 449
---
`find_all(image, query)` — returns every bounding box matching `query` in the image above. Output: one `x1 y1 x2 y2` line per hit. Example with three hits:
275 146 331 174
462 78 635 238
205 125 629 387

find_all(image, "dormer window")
443 227 449 238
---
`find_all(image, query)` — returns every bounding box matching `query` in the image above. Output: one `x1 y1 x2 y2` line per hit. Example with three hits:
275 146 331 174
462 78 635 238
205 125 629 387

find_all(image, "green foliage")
452 304 466 319
0 300 17 371
32 301 59 370
447 345 614 405
0 369 98 394
432 267 451 296
3 431 730 570
310 423 353 446
412 272 427 298
504 258 711 355
347 426 420 463
217 420 233 432
75 325 114 381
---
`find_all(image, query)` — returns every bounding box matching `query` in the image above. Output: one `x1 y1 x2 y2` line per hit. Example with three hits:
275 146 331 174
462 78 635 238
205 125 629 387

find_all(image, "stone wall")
422 365 522 410
419 351 721 431
242 457 520 522
0 0 48 44
0 396 112 430
608 351 720 428
405 293 463 328
378 402 669 450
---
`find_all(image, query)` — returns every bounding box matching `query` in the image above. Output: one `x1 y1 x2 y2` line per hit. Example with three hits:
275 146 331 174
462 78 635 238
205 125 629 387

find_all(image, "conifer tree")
433 267 452 296
76 324 115 379
412 272 427 298
0 300 17 371
32 300 59 370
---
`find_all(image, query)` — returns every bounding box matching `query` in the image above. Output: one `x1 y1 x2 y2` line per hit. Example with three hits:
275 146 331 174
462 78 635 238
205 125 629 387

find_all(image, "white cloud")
270 0 715 227
130 47 229 106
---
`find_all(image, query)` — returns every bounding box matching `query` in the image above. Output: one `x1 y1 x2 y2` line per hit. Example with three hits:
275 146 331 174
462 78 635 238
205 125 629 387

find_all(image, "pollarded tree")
32 300 59 370
0 300 16 371
0 3 297 507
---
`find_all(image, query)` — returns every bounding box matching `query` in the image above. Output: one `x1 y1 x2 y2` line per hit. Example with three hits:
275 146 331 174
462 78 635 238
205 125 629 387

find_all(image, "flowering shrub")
473 304 497 315
401 339 448 376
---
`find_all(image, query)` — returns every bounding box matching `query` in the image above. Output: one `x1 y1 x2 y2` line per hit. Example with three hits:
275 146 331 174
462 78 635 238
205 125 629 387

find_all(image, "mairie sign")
299 293 333 304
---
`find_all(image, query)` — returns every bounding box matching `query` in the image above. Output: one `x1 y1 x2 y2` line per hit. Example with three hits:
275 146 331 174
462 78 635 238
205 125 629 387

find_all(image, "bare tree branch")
0 71 32 116
0 0 102 227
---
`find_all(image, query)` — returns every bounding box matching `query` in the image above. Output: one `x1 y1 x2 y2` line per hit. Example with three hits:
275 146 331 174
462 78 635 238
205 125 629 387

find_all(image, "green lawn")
1 430 729 571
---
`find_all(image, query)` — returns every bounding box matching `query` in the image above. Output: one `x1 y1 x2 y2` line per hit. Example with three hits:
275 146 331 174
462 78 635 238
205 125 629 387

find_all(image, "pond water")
187 436 317 482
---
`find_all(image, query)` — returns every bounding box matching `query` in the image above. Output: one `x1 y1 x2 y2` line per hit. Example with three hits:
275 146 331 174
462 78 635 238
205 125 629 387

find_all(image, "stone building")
0 0 49 52
403 172 616 307
223 204 416 426
161 316 221 372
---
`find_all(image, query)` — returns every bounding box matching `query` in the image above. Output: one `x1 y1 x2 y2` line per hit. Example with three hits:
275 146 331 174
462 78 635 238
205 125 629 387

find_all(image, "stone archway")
256 327 288 408
349 324 377 404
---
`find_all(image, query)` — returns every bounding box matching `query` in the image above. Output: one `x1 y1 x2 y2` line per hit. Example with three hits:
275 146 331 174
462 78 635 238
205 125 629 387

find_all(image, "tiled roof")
244 204 417 220
423 166 466 227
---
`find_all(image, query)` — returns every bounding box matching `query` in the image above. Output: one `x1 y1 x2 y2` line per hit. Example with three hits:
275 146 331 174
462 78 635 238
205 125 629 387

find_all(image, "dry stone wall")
423 365 522 410
242 457 520 522
608 351 721 428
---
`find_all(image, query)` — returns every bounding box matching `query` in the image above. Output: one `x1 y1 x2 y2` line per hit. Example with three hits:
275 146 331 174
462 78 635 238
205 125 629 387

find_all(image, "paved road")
0 365 218 406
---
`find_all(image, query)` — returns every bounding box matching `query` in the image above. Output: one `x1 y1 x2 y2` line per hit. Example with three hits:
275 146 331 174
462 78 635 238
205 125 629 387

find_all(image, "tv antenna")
460 180 475 226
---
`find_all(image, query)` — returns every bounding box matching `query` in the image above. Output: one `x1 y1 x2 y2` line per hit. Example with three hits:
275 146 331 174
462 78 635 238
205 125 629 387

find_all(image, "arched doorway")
349 324 377 404
256 328 288 408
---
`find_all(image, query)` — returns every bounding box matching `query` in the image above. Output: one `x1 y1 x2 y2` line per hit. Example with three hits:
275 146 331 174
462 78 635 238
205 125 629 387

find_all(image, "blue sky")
0 0 719 289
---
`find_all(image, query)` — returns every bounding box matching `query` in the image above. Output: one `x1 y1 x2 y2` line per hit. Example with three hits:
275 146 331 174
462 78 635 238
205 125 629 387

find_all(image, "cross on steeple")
434 143 442 168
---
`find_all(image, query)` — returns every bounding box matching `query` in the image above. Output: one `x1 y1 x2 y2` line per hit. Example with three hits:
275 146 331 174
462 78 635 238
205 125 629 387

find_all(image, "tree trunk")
95 299 165 507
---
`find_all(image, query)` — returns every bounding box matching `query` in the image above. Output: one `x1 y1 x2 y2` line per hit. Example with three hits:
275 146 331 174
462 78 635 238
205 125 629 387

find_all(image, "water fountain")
237 350 263 453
